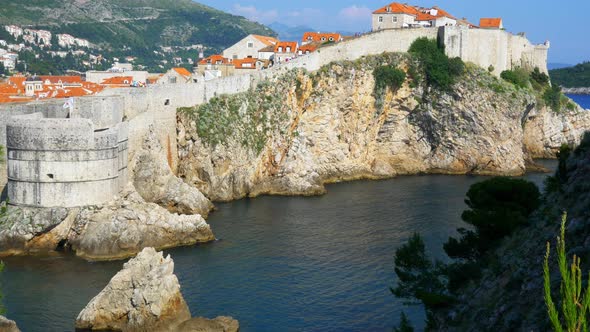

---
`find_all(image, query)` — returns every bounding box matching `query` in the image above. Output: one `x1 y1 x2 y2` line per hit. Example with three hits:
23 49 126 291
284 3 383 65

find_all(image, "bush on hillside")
530 67 550 86
500 68 530 88
373 65 406 93
543 84 563 112
408 37 464 90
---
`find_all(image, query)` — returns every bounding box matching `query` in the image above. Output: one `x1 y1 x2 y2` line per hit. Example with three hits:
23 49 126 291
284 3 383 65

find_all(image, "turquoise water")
567 94 590 109
0 161 556 331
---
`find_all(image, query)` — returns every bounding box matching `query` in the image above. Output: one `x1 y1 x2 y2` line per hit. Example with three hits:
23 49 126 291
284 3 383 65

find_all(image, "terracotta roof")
252 35 279 46
298 42 321 54
8 76 26 87
302 32 343 43
479 18 502 28
373 2 420 15
199 55 231 65
274 41 298 53
258 45 276 53
233 57 258 69
101 76 133 85
172 67 192 78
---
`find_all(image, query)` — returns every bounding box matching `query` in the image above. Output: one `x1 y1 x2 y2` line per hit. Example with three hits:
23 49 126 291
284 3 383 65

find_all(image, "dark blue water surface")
568 94 590 109
1 160 556 332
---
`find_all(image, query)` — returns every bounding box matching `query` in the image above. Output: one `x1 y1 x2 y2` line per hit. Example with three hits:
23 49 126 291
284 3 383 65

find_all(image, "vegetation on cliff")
392 177 541 329
550 62 590 88
408 38 465 90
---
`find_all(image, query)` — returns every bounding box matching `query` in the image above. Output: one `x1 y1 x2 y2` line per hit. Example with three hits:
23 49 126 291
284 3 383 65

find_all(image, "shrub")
530 67 550 86
544 213 590 332
543 84 563 112
444 177 541 261
373 65 406 93
500 68 530 88
408 37 464 90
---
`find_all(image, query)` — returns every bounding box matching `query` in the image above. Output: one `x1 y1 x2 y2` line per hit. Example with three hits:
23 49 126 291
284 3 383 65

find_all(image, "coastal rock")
132 126 214 217
561 87 590 96
68 186 215 261
178 56 590 201
0 315 21 332
0 186 215 261
75 247 191 331
176 316 239 332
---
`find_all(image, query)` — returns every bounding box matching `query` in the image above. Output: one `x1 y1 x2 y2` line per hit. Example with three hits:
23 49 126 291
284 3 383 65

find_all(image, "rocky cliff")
178 53 590 202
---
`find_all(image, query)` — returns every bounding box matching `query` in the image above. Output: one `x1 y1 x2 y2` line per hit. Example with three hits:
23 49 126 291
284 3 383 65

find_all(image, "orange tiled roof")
274 41 298 53
373 2 420 15
479 18 502 28
252 35 279 46
101 76 133 85
302 32 343 43
199 55 231 65
8 76 26 88
173 67 192 78
298 43 320 53
233 57 258 69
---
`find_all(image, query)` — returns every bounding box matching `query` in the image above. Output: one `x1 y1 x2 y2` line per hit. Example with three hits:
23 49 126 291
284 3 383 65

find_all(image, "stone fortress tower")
5 96 128 208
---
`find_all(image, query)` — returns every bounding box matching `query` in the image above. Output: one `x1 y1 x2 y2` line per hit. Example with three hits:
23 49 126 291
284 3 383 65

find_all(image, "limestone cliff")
178 53 590 202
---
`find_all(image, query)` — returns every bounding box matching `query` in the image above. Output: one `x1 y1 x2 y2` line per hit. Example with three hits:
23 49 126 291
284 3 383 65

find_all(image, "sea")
0 161 557 331
567 94 590 109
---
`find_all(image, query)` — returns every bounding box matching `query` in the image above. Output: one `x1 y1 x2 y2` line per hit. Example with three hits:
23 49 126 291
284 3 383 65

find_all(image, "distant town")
0 2 507 104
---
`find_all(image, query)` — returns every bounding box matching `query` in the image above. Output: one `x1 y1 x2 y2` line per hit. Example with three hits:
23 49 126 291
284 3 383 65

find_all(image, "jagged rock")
0 186 215 261
176 316 239 332
132 126 214 217
0 207 69 256
75 247 191 331
68 186 215 261
0 315 21 332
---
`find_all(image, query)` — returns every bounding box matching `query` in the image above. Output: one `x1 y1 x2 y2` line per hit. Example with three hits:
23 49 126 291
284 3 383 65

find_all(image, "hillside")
550 61 590 88
0 0 275 53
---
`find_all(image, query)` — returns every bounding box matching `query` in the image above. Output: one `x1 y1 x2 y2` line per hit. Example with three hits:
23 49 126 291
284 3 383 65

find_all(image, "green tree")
544 84 563 113
408 37 464 90
500 68 530 88
394 312 414 332
373 65 406 93
444 177 541 261
544 213 590 332
391 233 451 309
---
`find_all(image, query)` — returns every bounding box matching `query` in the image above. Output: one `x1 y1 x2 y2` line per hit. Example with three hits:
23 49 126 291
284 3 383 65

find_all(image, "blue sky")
196 0 589 64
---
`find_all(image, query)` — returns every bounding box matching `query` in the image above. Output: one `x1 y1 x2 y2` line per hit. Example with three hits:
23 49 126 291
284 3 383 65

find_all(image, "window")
232 54 238 59
393 17 398 23
286 47 291 52
307 36 313 41
329 37 334 41
278 47 283 52
378 16 383 22
321 37 326 41
169 77 177 84
247 42 254 48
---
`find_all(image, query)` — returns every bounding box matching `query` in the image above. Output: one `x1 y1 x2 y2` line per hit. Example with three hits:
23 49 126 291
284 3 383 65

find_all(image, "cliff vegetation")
550 62 590 88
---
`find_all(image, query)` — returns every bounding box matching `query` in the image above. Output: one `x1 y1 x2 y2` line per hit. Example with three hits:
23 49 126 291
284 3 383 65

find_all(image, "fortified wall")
0 25 548 208
3 96 128 208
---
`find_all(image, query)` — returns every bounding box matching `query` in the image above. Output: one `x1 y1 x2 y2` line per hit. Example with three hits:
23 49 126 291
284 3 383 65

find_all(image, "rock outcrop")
178 54 590 201
76 247 191 331
132 126 214 217
561 87 590 96
0 315 21 332
0 186 215 261
76 247 239 332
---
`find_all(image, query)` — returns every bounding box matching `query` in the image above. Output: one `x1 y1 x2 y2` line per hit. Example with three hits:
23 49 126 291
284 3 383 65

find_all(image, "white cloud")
339 5 372 21
231 4 279 24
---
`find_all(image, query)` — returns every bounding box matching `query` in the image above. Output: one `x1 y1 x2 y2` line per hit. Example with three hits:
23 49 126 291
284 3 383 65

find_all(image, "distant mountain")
0 0 276 53
268 22 314 42
548 63 572 70
550 62 590 88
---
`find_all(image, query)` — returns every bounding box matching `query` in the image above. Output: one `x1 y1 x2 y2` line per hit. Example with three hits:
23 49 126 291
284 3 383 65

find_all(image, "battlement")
5 96 128 208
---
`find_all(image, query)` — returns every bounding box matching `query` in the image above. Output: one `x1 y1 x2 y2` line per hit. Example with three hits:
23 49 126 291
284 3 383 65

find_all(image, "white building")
222 34 278 60
372 2 457 31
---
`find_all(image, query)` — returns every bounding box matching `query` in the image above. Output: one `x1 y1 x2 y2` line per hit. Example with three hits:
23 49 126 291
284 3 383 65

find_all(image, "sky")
196 0 590 65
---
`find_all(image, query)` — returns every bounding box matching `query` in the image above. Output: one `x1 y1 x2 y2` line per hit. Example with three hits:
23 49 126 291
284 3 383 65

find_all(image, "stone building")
372 2 457 30
222 34 278 60
5 96 128 208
